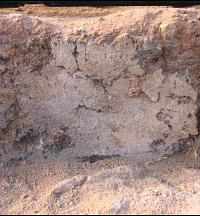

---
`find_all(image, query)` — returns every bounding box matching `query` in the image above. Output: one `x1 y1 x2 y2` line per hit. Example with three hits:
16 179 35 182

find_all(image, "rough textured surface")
1 7 200 163
1 152 200 215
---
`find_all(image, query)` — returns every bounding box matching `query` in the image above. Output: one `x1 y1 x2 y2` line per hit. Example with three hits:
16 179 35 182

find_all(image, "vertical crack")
85 75 108 93
72 40 80 71
84 43 87 63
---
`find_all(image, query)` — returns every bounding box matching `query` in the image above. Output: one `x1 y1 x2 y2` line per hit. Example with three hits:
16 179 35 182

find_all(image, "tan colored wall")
1 8 200 162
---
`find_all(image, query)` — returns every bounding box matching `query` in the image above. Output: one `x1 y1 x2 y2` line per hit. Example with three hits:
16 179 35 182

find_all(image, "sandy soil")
0 4 138 17
1 5 200 215
1 150 200 215
0 4 188 18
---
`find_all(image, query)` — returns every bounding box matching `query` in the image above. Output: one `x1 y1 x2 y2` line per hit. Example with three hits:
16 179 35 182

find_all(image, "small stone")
127 87 141 97
80 34 87 39
156 191 162 196
49 171 55 176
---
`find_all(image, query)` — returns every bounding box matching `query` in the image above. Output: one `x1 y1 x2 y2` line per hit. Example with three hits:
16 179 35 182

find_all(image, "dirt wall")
1 8 200 163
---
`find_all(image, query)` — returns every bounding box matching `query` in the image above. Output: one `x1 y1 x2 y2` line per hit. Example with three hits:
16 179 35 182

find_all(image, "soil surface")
1 150 200 215
1 5 200 215
0 4 138 17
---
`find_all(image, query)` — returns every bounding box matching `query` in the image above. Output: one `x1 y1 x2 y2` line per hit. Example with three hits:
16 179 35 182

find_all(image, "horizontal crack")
79 154 120 163
75 104 103 113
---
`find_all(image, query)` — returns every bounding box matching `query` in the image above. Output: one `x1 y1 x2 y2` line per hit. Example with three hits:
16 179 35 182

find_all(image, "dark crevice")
79 154 120 163
167 93 193 104
196 106 200 134
150 139 166 153
72 40 80 71
109 67 128 87
75 104 103 113
84 75 108 93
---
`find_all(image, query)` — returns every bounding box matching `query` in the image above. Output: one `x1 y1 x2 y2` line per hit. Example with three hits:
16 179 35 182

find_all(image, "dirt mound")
1 152 200 215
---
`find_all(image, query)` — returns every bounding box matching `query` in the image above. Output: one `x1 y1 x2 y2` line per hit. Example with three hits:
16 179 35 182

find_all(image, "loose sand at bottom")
1 151 200 215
